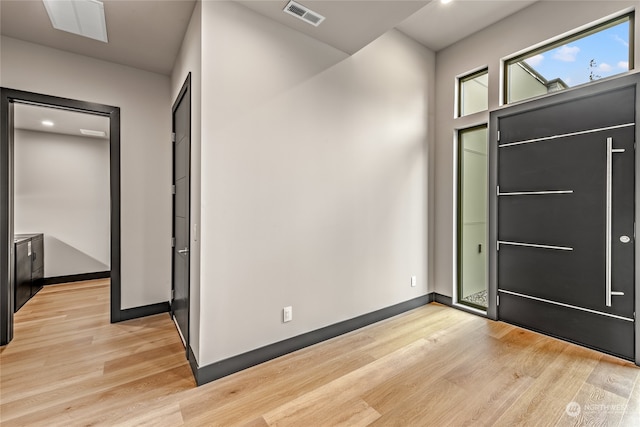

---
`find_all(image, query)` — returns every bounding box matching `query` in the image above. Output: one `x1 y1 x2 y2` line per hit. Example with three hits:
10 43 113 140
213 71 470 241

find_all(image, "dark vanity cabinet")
14 239 32 312
14 234 44 312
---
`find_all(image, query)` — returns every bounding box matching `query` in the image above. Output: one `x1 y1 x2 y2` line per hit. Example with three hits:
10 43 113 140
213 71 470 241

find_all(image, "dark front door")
497 85 636 360
172 75 191 351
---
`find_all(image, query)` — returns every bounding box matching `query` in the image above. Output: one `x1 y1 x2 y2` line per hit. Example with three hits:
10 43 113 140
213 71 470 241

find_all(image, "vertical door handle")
605 137 626 307
606 137 612 306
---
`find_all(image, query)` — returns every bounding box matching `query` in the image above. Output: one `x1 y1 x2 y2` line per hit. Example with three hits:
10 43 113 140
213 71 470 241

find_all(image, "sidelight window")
457 125 488 310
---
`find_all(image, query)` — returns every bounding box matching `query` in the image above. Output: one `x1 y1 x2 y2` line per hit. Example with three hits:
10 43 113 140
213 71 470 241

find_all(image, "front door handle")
178 247 189 255
605 137 626 307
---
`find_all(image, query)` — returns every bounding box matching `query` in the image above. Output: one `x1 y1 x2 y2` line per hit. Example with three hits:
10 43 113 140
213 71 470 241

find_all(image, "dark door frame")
0 88 121 346
488 73 640 366
171 73 191 358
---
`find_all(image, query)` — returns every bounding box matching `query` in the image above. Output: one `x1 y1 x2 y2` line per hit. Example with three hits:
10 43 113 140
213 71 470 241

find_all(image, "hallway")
1 280 638 426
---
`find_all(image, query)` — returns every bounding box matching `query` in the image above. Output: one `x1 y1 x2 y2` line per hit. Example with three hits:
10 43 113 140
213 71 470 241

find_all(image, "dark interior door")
497 86 635 360
172 75 191 351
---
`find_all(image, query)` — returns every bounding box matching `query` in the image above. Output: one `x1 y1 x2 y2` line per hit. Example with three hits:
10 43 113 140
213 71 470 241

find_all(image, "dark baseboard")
44 271 110 286
118 301 170 322
191 294 432 386
434 293 452 306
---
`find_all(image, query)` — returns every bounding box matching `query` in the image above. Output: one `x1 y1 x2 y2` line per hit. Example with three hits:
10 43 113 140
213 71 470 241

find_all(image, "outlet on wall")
411 276 417 287
283 306 293 323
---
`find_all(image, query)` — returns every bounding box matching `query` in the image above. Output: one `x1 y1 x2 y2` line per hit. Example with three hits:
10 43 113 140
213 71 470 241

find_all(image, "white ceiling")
14 104 110 140
0 0 197 76
237 1 429 55
2 0 540 133
397 0 539 52
0 0 541 78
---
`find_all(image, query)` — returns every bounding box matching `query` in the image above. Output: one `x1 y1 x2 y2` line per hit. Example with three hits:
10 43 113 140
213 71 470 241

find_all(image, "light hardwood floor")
1 279 638 426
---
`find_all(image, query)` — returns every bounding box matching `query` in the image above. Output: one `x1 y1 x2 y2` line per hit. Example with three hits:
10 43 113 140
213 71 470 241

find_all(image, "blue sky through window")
523 20 630 87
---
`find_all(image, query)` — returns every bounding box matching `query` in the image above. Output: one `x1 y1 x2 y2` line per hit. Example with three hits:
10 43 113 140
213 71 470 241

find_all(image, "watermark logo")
565 401 581 418
565 401 626 417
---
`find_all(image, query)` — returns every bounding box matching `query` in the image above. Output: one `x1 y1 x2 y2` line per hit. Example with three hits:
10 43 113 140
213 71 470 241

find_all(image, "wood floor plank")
619 375 640 427
1 280 638 426
585 354 638 399
264 397 381 427
492 344 601 426
367 377 466 426
554 382 627 427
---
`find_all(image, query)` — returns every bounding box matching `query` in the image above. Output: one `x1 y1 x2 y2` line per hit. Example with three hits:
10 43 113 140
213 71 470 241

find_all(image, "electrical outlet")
283 306 293 323
411 276 417 287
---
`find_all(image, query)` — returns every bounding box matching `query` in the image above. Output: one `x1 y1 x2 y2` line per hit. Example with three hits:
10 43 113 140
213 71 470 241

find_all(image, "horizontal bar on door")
498 240 573 251
498 289 634 322
499 123 635 148
498 190 573 196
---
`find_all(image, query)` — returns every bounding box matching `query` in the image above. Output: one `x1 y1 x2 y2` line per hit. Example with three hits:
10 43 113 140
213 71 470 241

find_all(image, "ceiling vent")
283 1 325 27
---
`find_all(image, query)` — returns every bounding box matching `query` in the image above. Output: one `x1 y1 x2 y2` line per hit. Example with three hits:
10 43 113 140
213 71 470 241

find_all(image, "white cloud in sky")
613 34 629 48
553 45 580 62
525 54 544 67
618 61 629 70
598 63 613 72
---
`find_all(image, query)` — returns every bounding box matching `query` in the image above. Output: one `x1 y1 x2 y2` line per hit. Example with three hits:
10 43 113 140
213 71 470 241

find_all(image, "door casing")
171 74 191 357
0 88 121 346
488 72 640 366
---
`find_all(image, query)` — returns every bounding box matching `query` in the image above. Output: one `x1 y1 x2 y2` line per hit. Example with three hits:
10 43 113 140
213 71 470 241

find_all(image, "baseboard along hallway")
0 280 638 425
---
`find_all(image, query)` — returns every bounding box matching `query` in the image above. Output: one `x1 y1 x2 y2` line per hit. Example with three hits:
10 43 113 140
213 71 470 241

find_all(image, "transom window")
505 13 634 104
458 69 488 117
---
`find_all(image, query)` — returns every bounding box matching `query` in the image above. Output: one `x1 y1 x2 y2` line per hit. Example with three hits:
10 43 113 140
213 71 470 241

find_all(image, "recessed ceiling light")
441 0 453 4
41 120 54 127
80 129 107 137
42 0 108 43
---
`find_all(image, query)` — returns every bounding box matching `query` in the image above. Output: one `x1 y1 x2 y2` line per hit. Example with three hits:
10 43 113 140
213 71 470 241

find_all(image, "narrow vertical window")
457 125 488 310
459 69 488 117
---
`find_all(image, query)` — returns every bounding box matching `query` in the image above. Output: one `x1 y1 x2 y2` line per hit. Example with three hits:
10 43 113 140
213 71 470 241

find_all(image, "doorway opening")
1 88 121 346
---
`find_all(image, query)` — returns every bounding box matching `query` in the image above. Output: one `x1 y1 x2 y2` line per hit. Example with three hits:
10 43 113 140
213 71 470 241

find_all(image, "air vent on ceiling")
283 1 325 27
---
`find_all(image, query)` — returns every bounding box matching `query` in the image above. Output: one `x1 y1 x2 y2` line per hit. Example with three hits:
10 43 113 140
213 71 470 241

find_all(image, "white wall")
1 36 172 309
434 0 640 298
14 129 110 277
171 1 202 360
197 1 435 366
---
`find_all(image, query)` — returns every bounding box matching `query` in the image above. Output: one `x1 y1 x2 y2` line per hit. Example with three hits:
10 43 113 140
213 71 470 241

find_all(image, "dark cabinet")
15 240 32 311
30 234 44 294
14 233 44 312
